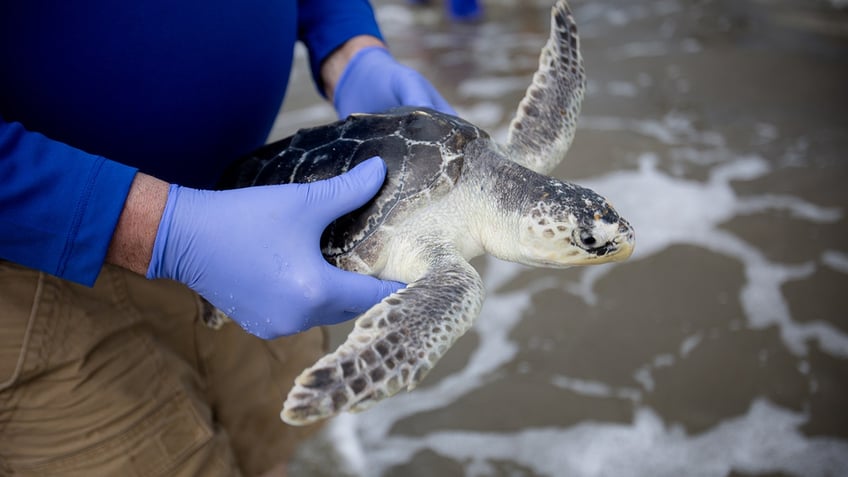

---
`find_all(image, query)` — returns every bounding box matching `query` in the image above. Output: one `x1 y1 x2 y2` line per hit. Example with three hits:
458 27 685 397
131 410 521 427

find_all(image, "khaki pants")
0 261 326 476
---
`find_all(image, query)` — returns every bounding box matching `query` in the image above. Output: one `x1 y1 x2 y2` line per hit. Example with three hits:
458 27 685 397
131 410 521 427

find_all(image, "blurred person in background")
410 0 483 21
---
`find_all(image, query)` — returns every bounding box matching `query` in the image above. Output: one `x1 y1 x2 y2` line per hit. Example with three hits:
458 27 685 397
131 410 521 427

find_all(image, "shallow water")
276 0 848 475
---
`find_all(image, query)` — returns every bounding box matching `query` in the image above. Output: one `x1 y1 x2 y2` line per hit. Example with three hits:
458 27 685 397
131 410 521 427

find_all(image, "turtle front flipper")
281 254 483 426
505 0 585 175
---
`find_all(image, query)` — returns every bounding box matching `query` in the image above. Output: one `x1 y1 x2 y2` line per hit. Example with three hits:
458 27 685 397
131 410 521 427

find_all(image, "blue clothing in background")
0 0 383 285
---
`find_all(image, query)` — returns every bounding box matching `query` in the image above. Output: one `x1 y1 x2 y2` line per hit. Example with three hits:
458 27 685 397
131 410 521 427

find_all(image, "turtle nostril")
579 230 596 247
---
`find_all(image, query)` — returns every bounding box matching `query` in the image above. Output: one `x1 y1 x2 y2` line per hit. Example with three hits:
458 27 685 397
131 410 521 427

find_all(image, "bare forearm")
105 172 170 275
320 35 386 102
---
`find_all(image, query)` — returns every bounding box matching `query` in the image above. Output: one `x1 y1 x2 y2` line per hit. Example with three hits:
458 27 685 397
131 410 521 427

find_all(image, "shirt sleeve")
0 118 138 286
297 0 384 95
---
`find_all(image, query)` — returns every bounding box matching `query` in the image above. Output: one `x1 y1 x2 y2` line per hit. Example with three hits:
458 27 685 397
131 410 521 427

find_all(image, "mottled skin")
217 0 635 425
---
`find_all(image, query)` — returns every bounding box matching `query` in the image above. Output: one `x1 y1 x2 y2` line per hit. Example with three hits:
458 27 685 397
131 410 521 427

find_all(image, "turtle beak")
608 239 634 262
606 220 635 261
581 219 634 263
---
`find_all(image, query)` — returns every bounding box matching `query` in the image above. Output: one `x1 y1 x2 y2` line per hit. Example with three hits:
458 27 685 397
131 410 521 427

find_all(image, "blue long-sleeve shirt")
0 0 382 286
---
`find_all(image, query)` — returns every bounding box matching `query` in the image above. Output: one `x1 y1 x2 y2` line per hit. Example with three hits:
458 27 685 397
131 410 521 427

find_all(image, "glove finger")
427 90 457 116
394 72 456 116
393 71 434 107
319 266 407 325
304 156 388 224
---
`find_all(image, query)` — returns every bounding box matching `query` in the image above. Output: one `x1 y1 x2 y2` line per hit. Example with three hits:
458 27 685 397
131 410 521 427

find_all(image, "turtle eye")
579 230 597 248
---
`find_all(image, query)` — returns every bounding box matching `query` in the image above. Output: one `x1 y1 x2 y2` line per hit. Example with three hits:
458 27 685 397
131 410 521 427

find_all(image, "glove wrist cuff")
146 183 182 280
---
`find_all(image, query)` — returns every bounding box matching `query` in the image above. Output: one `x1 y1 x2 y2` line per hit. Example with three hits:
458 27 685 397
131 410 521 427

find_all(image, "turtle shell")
218 107 486 258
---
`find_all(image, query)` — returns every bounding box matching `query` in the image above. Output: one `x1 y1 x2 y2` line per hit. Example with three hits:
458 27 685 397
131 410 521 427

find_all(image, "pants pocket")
0 264 227 476
12 391 215 477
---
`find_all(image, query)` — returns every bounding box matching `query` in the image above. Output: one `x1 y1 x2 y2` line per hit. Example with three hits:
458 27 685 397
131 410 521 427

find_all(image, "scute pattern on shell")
219 108 484 261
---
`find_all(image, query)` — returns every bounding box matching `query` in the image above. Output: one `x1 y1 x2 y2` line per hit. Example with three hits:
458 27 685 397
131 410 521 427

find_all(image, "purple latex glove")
147 157 405 339
333 46 456 119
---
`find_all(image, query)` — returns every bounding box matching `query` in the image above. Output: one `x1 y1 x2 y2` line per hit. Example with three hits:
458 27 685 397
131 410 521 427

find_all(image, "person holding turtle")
0 1 453 475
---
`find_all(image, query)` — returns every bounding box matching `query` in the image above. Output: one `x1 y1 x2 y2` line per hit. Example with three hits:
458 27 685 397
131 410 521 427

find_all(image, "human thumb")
307 156 388 222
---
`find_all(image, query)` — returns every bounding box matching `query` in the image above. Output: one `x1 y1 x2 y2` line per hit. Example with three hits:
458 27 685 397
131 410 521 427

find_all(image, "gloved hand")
146 156 405 339
333 46 456 119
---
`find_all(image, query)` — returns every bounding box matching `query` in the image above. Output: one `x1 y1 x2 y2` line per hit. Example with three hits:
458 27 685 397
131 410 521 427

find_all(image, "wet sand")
277 0 848 475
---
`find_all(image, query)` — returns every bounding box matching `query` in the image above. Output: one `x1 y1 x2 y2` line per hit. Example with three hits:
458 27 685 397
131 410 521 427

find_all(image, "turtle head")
515 178 634 267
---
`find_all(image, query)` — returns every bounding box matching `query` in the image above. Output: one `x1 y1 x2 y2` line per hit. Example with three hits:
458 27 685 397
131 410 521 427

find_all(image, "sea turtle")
218 0 634 425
